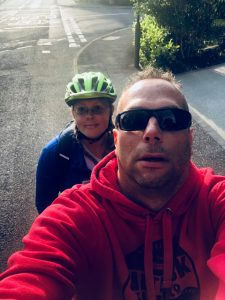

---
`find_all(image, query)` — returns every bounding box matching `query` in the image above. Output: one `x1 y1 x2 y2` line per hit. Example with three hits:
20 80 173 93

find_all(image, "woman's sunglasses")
115 108 192 131
73 105 108 116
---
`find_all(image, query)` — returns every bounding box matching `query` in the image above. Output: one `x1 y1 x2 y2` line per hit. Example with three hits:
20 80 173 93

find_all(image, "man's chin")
135 172 171 189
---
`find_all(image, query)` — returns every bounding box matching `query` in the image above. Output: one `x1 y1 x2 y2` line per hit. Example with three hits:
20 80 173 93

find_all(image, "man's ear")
113 128 118 147
189 127 194 155
189 127 194 146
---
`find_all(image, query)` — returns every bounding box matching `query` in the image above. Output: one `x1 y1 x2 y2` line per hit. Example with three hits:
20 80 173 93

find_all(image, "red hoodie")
0 151 225 300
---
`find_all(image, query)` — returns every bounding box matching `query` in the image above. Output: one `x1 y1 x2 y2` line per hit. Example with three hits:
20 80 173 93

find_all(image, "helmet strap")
81 129 108 144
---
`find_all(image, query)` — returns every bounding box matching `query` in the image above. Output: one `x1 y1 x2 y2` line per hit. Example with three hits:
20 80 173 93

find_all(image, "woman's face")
72 99 112 139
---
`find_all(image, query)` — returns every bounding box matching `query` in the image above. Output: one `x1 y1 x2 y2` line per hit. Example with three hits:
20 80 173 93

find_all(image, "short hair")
126 66 182 90
117 66 188 113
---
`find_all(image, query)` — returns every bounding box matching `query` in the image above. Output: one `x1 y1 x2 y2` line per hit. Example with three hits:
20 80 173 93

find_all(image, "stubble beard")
127 143 192 192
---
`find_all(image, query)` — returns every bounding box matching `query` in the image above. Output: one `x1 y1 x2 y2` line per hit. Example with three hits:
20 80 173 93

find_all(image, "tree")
133 0 225 60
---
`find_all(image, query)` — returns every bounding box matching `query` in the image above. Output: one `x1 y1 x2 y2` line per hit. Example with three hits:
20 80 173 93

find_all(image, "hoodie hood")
90 151 213 300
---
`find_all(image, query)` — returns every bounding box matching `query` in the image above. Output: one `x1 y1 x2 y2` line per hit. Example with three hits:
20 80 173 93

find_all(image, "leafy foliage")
132 0 225 71
138 15 179 69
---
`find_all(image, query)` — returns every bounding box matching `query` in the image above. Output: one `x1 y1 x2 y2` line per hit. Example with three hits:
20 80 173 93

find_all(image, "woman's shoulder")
42 135 60 153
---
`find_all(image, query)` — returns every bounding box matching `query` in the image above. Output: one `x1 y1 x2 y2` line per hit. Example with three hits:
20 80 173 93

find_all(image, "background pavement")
77 26 225 175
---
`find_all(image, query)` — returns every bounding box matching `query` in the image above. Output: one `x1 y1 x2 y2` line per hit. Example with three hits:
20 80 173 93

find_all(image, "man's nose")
142 117 162 143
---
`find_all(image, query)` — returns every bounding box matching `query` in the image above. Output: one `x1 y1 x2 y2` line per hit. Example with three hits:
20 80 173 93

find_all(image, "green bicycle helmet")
65 71 117 106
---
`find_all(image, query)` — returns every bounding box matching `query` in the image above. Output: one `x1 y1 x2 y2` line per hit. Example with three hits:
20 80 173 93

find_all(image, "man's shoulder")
196 166 225 201
68 182 97 198
198 165 225 185
54 183 105 216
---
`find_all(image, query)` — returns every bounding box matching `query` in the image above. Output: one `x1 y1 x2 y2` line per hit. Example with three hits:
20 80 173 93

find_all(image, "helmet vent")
92 76 98 90
78 78 85 91
70 84 76 93
101 81 108 92
110 86 115 93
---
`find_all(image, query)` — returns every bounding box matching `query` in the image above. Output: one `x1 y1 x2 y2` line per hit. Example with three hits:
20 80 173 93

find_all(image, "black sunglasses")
115 108 192 131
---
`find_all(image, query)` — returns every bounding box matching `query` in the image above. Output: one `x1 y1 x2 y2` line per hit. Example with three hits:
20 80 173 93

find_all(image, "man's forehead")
128 78 177 95
118 78 186 112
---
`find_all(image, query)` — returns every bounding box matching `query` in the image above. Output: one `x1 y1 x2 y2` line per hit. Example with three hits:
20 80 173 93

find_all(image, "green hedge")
139 15 179 70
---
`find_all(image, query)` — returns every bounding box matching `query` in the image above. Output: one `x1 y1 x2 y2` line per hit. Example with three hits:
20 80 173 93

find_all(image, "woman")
35 71 117 213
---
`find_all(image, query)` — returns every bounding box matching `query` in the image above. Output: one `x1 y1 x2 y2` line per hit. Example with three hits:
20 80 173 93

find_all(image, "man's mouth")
142 156 166 162
140 153 167 161
137 154 168 168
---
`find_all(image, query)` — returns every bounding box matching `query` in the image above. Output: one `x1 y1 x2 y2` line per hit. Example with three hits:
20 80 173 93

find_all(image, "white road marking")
69 43 79 48
17 45 33 50
60 12 80 47
0 5 87 49
37 39 52 46
0 45 34 53
59 6 87 47
103 36 120 41
68 17 87 43
0 0 34 23
4 25 49 30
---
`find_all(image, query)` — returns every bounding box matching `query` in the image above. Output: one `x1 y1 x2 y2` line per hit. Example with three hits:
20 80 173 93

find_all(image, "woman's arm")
35 137 60 213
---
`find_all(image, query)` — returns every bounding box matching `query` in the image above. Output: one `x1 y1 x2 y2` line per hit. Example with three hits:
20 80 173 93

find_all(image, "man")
0 66 225 300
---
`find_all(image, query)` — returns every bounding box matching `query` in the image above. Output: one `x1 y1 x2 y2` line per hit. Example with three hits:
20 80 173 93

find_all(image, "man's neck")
120 184 173 211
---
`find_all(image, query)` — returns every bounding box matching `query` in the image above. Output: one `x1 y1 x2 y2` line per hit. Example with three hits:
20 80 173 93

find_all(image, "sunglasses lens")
116 109 192 131
162 109 191 130
118 110 150 131
157 109 178 130
75 107 88 115
74 105 107 116
91 105 106 115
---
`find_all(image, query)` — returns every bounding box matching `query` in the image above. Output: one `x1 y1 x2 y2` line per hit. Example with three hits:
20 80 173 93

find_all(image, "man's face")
113 79 193 192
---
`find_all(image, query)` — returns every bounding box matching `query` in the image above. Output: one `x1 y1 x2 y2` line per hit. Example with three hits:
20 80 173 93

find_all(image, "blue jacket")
35 134 91 213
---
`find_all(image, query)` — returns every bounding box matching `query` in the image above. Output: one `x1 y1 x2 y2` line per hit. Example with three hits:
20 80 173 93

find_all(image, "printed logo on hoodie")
125 238 200 300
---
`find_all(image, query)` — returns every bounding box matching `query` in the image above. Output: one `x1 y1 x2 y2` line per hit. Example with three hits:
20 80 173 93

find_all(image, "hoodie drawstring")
162 208 173 300
144 215 156 300
144 209 173 300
